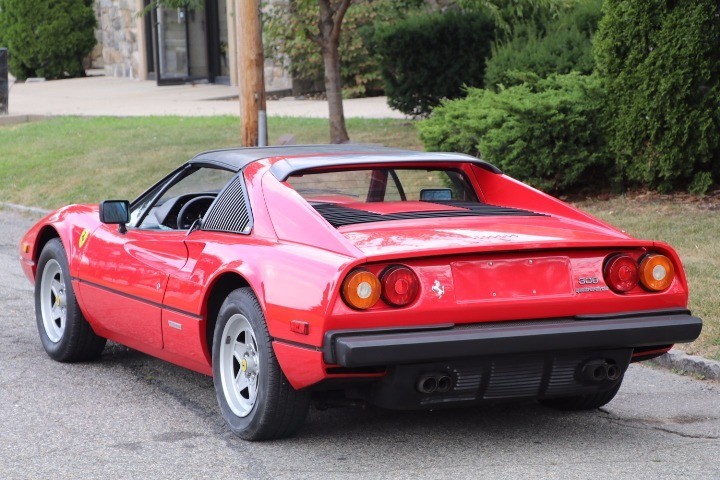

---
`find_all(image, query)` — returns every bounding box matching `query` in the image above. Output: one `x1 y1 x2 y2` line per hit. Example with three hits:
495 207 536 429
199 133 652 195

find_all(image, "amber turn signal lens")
639 254 675 291
380 265 420 307
604 254 639 293
342 269 381 310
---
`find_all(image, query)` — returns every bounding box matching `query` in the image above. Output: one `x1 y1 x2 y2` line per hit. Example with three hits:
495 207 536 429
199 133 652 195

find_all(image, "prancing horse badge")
432 280 445 299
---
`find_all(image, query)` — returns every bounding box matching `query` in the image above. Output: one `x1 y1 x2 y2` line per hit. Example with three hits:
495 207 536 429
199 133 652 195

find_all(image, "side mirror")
99 200 130 233
420 188 453 202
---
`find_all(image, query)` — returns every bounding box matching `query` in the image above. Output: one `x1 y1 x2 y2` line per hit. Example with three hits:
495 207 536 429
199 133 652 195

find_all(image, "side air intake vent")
202 176 252 234
312 202 546 228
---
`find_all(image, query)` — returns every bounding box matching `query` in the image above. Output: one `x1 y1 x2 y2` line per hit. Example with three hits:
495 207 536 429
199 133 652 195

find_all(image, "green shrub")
419 73 611 194
456 0 569 37
594 0 720 192
0 0 96 80
484 0 602 89
373 11 496 117
688 172 714 197
263 0 422 98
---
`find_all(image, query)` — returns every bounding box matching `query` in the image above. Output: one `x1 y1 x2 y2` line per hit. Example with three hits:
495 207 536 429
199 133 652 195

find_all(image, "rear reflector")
290 320 309 335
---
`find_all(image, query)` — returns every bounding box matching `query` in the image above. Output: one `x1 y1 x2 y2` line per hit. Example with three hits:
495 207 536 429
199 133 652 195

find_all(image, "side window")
132 166 235 230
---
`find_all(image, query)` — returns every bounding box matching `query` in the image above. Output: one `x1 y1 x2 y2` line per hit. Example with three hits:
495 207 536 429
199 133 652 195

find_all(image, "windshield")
286 168 478 204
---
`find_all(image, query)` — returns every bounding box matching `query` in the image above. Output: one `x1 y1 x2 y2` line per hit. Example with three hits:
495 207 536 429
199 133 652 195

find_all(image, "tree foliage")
373 11 496 116
457 0 572 36
264 0 421 98
419 73 611 194
484 0 602 89
0 0 96 80
594 0 720 193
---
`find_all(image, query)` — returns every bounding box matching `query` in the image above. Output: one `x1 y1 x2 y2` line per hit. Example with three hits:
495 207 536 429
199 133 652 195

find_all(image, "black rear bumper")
324 309 702 368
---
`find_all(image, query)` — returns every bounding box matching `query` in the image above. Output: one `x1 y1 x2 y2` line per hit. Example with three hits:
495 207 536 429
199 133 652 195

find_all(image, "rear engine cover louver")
312 202 546 228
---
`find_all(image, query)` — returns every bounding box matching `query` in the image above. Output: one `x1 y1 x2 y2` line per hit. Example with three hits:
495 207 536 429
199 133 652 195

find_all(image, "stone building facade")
96 0 144 78
95 0 143 79
91 0 291 92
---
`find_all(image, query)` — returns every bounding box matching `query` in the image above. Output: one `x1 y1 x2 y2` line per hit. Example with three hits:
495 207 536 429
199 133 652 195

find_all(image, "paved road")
1 208 719 479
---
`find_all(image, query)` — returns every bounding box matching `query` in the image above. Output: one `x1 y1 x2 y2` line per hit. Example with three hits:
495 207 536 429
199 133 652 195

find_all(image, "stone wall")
98 0 141 79
86 1 105 69
264 59 292 93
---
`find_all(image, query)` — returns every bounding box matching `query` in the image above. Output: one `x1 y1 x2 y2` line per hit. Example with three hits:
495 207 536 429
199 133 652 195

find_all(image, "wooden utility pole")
237 0 267 147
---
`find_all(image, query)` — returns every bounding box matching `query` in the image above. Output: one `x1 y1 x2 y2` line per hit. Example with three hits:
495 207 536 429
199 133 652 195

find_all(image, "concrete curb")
0 114 46 126
0 202 51 215
654 351 720 381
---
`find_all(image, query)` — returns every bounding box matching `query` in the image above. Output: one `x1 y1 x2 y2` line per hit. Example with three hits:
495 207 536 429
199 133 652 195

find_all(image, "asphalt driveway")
1 207 719 479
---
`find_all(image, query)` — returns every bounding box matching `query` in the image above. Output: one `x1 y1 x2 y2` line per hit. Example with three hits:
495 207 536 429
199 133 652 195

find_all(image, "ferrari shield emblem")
78 229 89 248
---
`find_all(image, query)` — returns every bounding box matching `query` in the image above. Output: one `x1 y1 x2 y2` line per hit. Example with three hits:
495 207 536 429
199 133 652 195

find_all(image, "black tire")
212 287 310 441
540 378 624 411
34 238 106 362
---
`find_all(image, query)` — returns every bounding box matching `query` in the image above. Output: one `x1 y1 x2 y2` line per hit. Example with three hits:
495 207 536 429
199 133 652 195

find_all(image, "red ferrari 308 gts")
20 145 702 440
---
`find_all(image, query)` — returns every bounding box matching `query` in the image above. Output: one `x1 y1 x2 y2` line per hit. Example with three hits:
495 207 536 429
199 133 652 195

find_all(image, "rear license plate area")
452 256 573 301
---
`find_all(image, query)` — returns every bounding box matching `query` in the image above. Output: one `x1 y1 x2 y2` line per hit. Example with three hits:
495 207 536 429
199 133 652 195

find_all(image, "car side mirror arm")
99 200 130 235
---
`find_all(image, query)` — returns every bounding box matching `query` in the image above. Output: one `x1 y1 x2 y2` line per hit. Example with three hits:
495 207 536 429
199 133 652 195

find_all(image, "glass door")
151 5 209 85
158 6 189 82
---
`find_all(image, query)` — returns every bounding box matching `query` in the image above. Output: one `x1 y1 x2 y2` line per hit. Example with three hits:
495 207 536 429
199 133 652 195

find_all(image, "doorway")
147 0 230 85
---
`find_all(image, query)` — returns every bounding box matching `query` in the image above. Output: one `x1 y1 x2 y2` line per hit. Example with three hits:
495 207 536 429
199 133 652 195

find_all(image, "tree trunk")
322 42 349 144
237 0 267 147
318 0 350 144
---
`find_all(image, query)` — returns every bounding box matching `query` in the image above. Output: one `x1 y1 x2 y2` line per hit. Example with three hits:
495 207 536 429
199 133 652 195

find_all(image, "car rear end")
322 242 700 409
264 154 702 409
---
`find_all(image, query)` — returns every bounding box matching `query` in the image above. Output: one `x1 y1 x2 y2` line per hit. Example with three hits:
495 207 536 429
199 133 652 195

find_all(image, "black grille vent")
202 176 251 234
312 202 546 228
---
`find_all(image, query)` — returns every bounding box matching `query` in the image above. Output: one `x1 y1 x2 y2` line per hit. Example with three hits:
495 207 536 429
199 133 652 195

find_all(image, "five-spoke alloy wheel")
219 314 260 418
39 258 67 343
35 238 106 362
212 287 310 440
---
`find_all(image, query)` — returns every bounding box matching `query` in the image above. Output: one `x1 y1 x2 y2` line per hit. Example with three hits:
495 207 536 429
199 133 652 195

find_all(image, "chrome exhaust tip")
417 375 438 394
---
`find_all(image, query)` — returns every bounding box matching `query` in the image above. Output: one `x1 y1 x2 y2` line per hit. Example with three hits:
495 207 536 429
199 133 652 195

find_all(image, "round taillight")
380 265 419 307
341 269 381 310
639 254 675 291
604 254 639 293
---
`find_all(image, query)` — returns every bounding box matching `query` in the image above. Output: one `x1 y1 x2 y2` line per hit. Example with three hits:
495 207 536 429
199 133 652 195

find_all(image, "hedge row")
594 0 720 193
373 11 496 117
419 73 610 194
418 0 719 195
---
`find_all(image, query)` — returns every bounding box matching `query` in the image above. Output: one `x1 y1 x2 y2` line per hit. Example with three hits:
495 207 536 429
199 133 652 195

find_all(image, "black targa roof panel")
269 152 502 181
188 145 502 176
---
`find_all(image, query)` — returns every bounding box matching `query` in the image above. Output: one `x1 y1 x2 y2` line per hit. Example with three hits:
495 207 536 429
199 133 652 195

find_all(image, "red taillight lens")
380 265 419 307
604 254 639 293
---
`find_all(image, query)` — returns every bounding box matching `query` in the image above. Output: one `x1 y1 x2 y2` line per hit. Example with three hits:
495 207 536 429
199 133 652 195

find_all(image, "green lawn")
0 116 422 209
2 116 716 360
